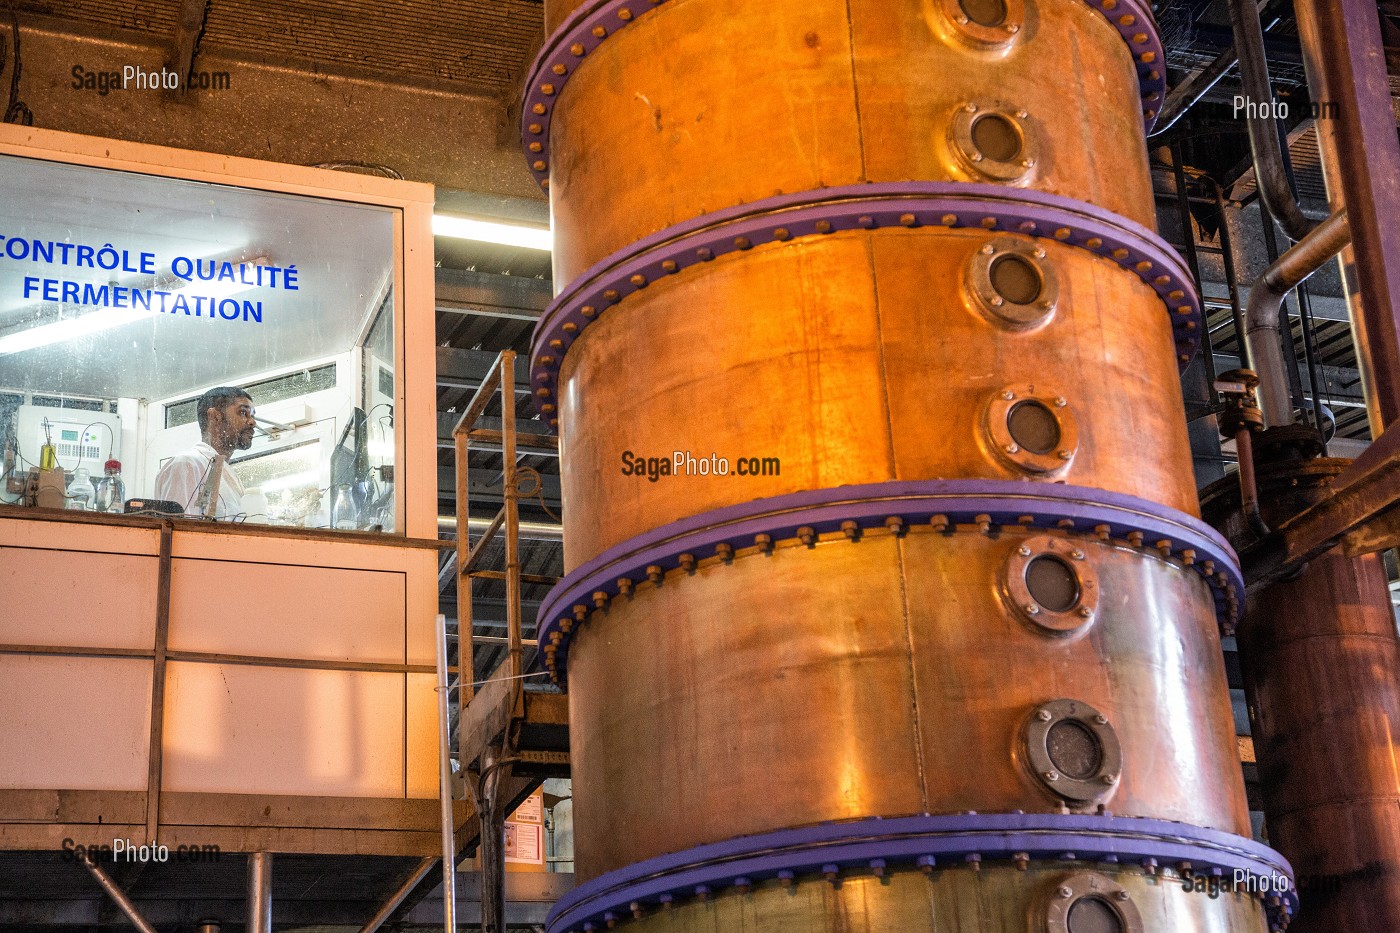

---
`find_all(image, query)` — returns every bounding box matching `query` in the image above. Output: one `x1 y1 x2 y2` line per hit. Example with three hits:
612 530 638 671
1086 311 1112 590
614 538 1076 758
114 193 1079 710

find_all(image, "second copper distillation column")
523 0 1295 930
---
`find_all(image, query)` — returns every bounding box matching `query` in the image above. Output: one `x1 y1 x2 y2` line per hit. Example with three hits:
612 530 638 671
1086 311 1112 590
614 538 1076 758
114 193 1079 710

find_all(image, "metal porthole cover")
1025 698 1124 804
1043 871 1145 933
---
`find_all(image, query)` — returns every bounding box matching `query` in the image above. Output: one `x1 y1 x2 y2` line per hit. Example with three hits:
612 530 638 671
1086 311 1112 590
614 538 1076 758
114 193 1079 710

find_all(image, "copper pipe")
1234 428 1269 537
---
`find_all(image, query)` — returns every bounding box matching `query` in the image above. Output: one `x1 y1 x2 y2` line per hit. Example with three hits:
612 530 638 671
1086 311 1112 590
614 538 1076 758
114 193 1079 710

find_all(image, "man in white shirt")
154 387 256 519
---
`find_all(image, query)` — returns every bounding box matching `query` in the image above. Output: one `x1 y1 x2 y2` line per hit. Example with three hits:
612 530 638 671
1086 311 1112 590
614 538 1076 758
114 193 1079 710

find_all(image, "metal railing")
446 349 560 933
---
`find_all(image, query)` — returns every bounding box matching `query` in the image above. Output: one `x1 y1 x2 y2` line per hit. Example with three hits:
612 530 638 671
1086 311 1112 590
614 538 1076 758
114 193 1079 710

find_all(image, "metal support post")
246 852 271 933
436 613 459 933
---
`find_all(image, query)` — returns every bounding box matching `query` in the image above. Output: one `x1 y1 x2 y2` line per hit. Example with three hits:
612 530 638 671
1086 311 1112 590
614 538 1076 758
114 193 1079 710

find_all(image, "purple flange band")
546 812 1297 933
520 0 1168 188
527 182 1204 429
536 480 1244 685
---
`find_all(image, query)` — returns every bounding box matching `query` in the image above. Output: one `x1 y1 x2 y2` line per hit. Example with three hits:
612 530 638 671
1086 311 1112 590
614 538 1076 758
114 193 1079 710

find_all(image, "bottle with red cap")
93 459 125 513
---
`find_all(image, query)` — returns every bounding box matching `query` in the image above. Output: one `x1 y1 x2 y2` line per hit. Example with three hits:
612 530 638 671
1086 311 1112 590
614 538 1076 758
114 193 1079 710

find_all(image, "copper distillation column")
522 0 1294 931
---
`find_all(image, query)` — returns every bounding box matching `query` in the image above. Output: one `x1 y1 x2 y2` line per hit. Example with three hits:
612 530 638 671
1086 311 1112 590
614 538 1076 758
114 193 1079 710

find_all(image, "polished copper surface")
555 864 1269 931
566 526 1245 879
558 229 1197 568
546 0 1154 285
542 0 1259 927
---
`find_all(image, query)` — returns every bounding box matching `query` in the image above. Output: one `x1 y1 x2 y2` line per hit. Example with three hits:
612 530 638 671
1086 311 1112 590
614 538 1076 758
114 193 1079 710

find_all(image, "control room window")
0 152 401 533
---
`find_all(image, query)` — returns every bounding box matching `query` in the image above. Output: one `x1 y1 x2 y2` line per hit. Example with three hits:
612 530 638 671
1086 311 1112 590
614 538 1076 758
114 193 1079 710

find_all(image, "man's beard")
235 428 255 450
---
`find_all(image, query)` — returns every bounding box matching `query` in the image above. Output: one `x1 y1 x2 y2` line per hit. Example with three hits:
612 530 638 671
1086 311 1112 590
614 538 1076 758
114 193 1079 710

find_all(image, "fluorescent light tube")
0 279 255 355
432 214 552 252
0 307 157 354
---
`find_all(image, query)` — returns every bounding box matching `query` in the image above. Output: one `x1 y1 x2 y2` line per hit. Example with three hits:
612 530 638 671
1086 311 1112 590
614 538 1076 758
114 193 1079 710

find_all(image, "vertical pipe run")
1226 0 1318 242
1205 461 1400 933
246 852 271 933
500 350 522 685
435 613 458 933
478 750 506 933
1294 0 1400 432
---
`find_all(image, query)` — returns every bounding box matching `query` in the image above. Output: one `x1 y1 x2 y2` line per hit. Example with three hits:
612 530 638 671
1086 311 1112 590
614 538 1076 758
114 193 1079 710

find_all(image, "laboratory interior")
2 0 1400 932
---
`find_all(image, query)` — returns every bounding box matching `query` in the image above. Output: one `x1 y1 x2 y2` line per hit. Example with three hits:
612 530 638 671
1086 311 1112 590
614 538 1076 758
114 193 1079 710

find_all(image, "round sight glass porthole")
985 385 1077 473
989 252 1042 305
1047 719 1104 781
1045 874 1144 933
949 101 1037 181
959 0 1008 26
1025 554 1080 613
1024 699 1123 805
1007 399 1062 455
965 238 1059 330
1003 534 1099 635
971 112 1023 162
938 0 1025 48
1067 896 1126 933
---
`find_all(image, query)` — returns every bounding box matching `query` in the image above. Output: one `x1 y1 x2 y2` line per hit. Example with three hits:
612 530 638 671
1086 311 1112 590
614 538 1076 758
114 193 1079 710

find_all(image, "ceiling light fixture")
432 214 553 252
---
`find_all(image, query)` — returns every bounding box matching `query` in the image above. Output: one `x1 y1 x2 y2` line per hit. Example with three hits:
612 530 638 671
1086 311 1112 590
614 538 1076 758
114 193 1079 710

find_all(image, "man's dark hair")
197 387 253 433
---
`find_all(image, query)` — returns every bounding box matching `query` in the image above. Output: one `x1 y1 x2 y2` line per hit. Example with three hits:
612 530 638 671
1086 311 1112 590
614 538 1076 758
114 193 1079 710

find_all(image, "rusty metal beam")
1240 423 1400 586
1294 0 1400 431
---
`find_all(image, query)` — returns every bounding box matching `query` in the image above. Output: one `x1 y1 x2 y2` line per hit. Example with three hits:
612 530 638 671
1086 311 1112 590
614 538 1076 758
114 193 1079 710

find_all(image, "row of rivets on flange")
541 516 1239 684
529 192 1202 428
552 835 1292 933
521 0 1171 187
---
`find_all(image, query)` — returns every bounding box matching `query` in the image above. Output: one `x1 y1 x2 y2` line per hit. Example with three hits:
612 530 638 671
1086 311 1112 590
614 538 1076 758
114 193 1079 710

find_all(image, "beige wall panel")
404 551 441 667
0 656 151 791
173 529 422 571
0 516 160 555
405 672 440 799
0 548 158 650
162 662 406 798
168 559 406 664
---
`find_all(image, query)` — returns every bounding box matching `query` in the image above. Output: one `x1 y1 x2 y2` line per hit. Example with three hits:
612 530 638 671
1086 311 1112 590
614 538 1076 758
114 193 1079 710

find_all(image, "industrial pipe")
1153 0 1283 137
439 514 562 541
79 855 158 933
1227 0 1318 242
246 852 271 933
1246 209 1350 426
434 613 458 933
